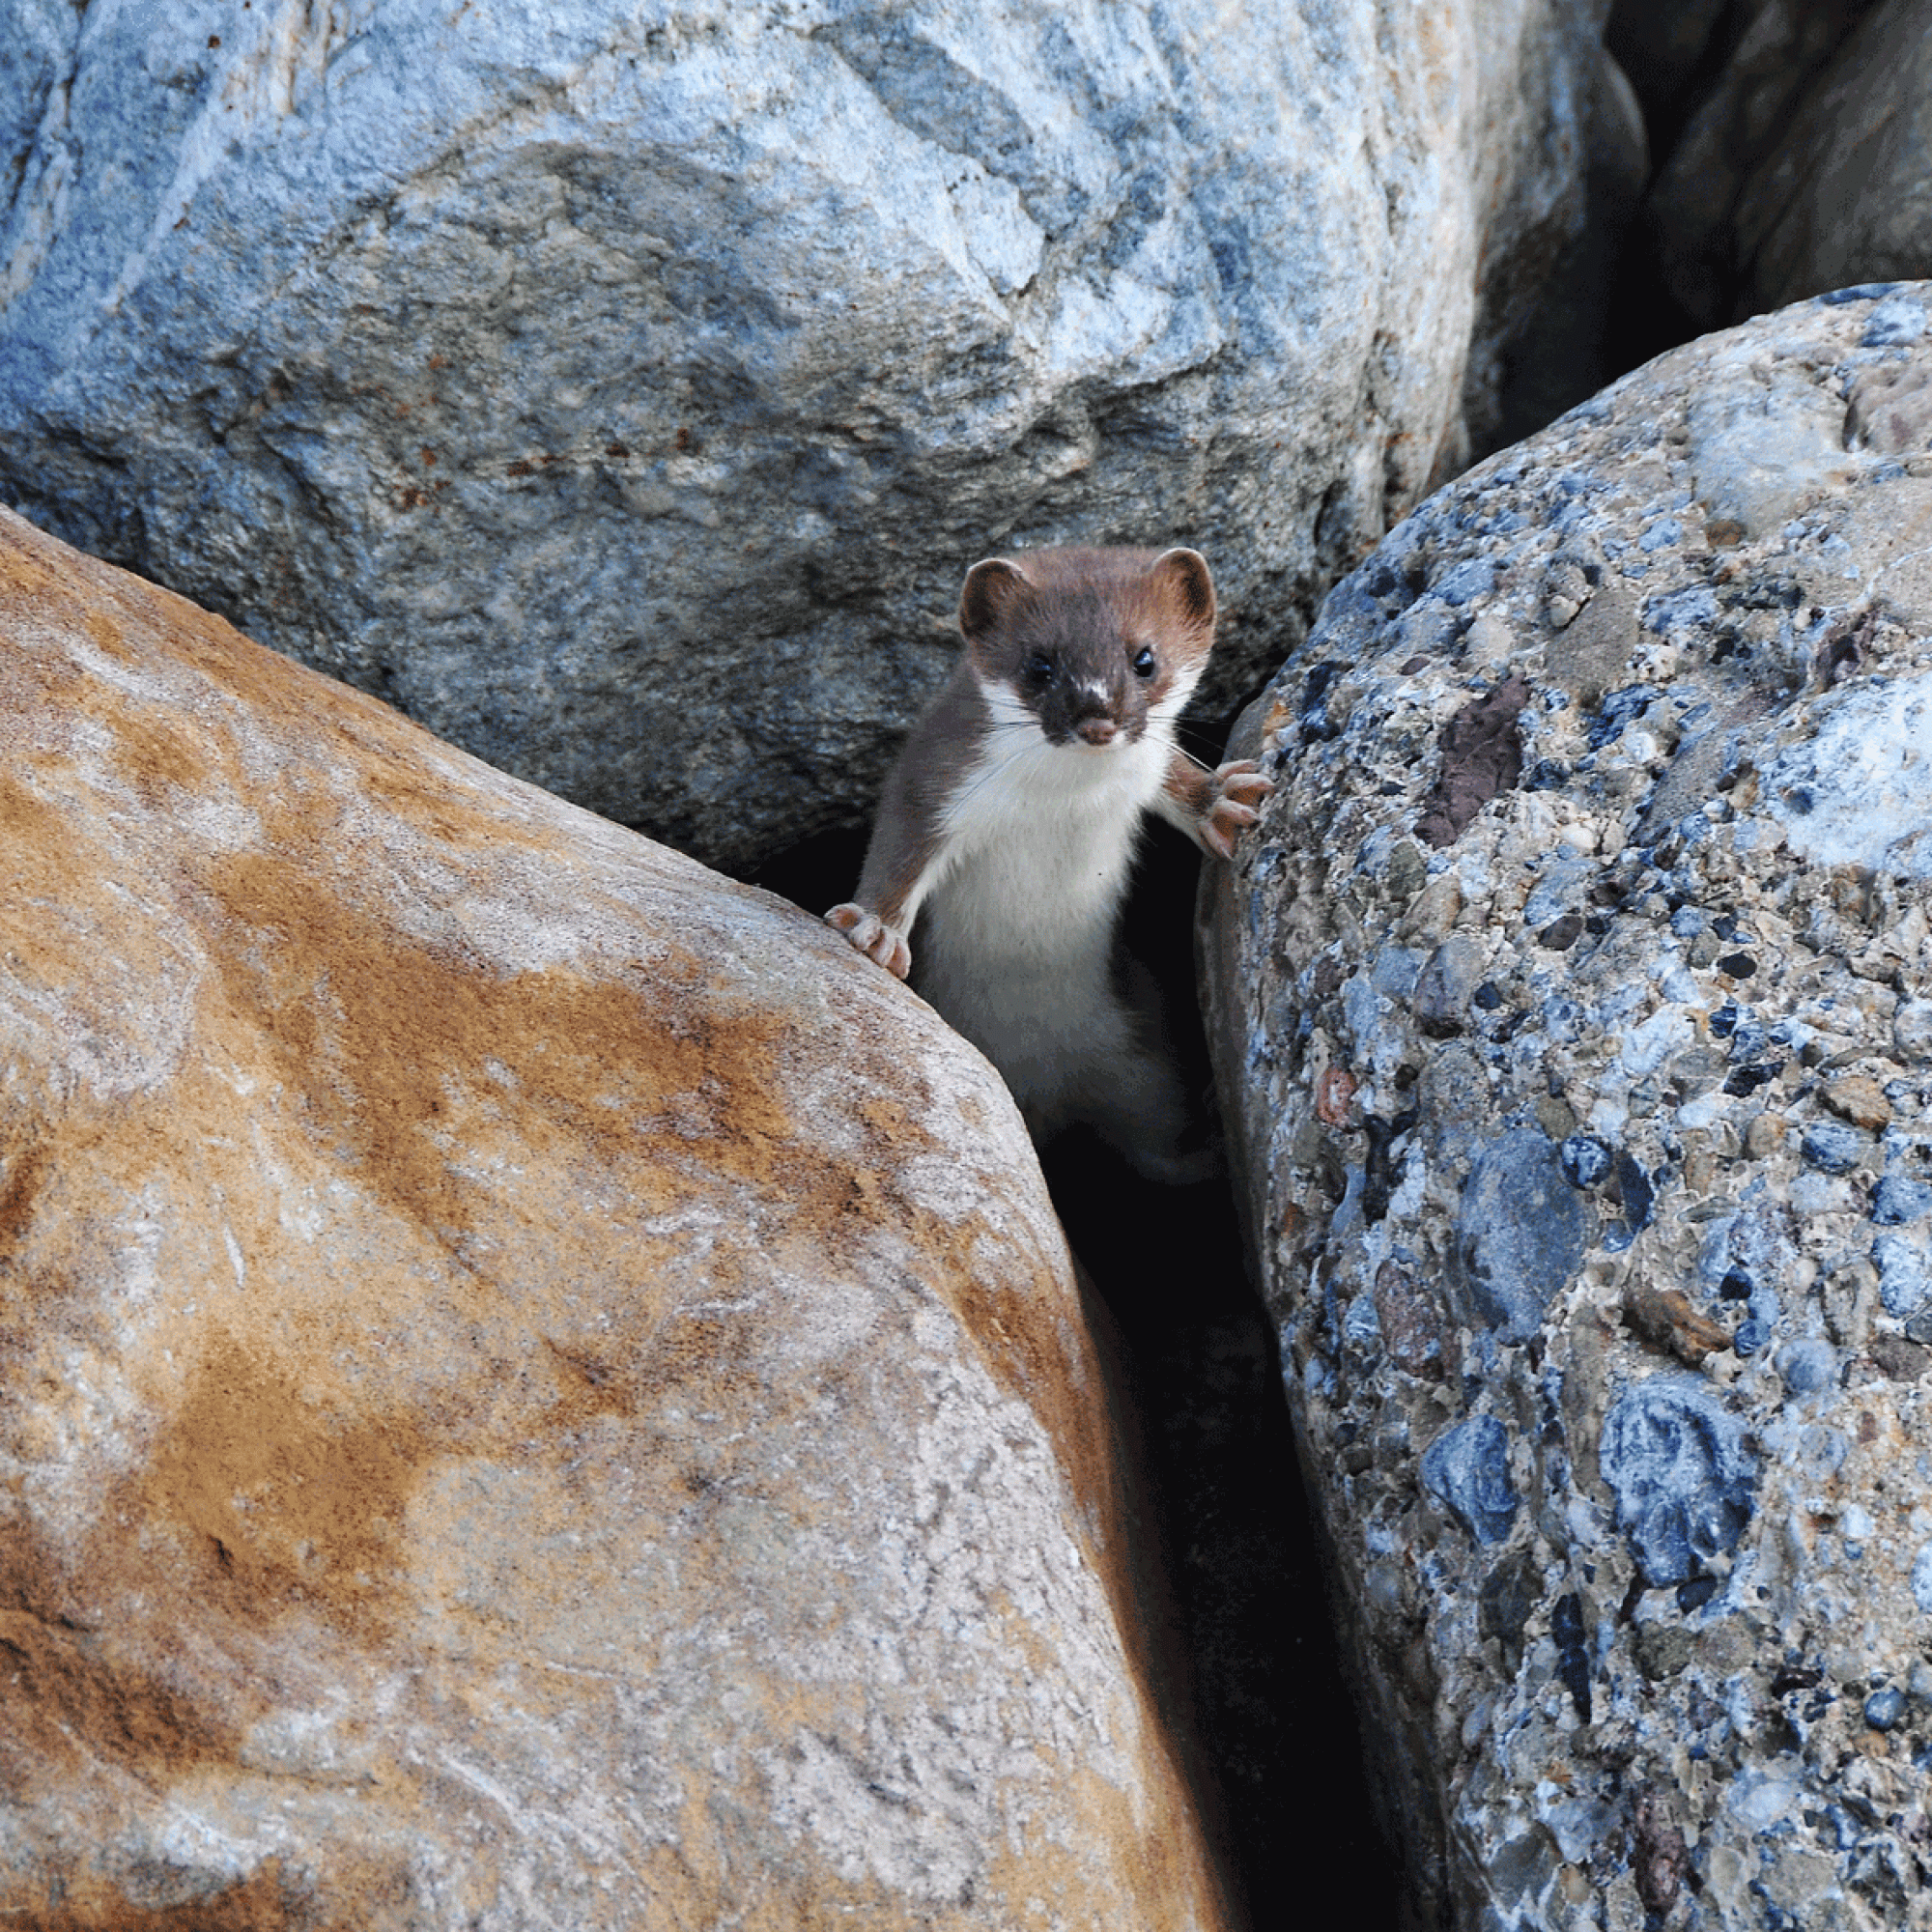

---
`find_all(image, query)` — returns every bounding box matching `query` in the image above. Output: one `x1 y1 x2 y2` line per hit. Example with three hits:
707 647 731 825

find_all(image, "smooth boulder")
2 0 1607 870
0 504 1232 1930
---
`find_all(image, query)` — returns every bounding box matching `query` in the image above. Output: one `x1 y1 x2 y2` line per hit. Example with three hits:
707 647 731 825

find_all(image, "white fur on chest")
923 684 1171 972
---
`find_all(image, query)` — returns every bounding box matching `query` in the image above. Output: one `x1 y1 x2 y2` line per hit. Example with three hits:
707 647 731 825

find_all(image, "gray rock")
1201 291 1932 1931
1449 1128 1590 1340
1775 1337 1840 1396
1876 1232 1932 1317
1803 1120 1872 1175
0 0 1609 873
1874 1173 1932 1224
1864 1686 1907 1730
1732 0 1932 316
1605 0 1731 128
1898 1001 1932 1065
1685 359 1856 539
1420 1415 1520 1546
1642 0 1888 327
1411 932 1487 1036
1601 1376 1758 1586
1764 668 1932 875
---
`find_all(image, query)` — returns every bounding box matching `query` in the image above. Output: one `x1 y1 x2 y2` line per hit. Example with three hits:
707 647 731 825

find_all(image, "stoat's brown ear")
1150 547 1215 632
959 557 1029 641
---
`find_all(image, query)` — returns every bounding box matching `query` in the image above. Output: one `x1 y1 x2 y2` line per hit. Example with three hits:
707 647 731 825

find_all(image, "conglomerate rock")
1203 288 1932 1928
0 0 1606 871
0 504 1234 1931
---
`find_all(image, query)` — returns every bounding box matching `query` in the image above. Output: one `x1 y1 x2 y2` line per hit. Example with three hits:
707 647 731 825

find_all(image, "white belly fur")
912 723 1170 1128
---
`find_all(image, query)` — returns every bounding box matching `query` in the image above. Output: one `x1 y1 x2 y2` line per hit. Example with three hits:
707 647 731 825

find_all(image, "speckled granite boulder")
0 506 1233 1931
0 0 1606 871
1204 287 1932 1929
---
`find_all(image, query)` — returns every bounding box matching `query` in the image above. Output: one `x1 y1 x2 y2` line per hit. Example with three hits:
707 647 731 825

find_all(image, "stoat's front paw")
1201 759 1275 860
825 903 912 980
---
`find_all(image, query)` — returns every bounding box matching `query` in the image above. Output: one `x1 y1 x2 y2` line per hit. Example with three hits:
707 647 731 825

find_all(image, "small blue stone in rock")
1643 584 1719 635
1734 1317 1769 1354
1550 1591 1592 1720
1345 1293 1381 1348
1600 1375 1757 1587
1804 1121 1868 1175
1671 906 1707 938
1611 1151 1655 1239
1450 1131 1590 1339
1865 1688 1908 1731
1589 685 1652 749
1639 518 1682 553
1776 1338 1838 1394
1560 1134 1613 1189
1862 294 1927 347
1874 1175 1932 1225
1420 1415 1518 1545
1876 1232 1931 1317
1677 1576 1718 1613
1434 557 1495 607
1396 601 1462 657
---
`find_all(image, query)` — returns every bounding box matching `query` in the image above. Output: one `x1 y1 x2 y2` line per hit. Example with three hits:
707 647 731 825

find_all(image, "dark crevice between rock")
748 749 1401 1932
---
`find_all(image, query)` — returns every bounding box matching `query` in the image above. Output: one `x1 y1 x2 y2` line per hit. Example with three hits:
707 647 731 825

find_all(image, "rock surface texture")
1728 0 1932 318
0 0 1606 870
0 505 1232 1930
1640 0 1923 329
1203 288 1932 1928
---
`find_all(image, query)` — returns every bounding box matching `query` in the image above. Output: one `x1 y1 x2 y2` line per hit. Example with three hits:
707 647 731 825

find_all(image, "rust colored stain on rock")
1415 675 1530 848
0 506 1231 1931
2 1865 291 1932
136 1335 420 1633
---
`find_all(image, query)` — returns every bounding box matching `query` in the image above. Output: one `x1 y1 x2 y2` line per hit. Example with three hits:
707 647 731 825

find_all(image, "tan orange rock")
1822 1072 1893 1132
0 507 1231 1931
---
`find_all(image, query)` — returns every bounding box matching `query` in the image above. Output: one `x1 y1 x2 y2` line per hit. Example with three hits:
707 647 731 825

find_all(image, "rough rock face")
1203 289 1932 1927
0 505 1233 1930
1729 0 1932 317
0 0 1606 871
1639 0 1897 327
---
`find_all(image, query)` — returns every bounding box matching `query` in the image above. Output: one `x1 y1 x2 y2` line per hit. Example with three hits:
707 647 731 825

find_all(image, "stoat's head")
958 546 1215 751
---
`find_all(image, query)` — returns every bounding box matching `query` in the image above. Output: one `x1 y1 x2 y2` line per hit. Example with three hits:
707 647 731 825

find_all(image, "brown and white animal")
825 545 1272 1179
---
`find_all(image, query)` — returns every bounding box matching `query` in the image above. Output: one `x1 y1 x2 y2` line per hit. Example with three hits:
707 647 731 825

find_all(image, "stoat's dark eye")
1131 645 1157 679
1024 651 1054 683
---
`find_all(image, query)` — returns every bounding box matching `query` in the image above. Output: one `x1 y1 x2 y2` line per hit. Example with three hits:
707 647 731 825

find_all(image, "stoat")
825 545 1272 1180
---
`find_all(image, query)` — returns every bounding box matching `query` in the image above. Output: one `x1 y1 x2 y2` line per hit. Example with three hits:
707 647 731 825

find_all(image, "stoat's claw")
1201 760 1274 860
825 903 913 980
1213 758 1275 810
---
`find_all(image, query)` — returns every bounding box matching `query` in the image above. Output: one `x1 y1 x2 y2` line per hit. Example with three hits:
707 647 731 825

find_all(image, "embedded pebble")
1449 1129 1590 1339
1803 1120 1870 1175
1876 1233 1932 1316
1420 1415 1519 1545
1873 1174 1932 1225
1775 1338 1839 1396
1600 1376 1757 1586
1204 290 1932 1931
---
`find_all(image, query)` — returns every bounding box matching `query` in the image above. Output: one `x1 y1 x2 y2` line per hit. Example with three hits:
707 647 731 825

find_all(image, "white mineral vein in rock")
1764 670 1932 876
